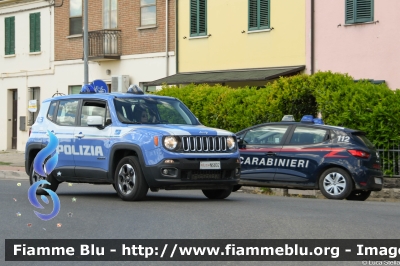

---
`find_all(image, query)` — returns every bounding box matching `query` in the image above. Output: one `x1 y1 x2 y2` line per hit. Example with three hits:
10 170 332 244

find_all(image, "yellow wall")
178 0 306 72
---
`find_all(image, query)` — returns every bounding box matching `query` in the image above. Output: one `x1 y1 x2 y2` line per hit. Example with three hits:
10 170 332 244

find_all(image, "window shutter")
355 0 373 23
198 0 206 35
190 0 197 35
30 13 40 52
190 0 206 37
10 17 15 54
345 0 355 24
30 13 35 52
249 0 258 30
35 13 41 51
5 18 10 55
259 0 270 29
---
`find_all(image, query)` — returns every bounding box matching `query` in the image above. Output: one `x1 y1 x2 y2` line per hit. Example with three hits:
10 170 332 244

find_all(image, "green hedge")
154 71 400 147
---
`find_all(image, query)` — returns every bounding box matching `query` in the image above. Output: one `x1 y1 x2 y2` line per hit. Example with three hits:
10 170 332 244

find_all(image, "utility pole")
83 0 89 85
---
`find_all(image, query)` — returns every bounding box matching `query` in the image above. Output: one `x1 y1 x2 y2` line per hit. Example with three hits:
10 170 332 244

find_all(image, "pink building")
306 0 400 89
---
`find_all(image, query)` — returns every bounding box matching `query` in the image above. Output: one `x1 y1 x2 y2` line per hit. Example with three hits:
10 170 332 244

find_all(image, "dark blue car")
234 115 383 201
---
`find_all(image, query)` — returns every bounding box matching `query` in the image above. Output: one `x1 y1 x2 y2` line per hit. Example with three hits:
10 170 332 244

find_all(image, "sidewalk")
0 150 27 180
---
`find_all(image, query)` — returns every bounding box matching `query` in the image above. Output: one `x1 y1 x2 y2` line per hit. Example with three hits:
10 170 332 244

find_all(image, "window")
28 87 40 126
345 0 373 24
243 125 289 145
70 0 82 35
47 101 57 122
249 0 270 31
103 0 117 29
29 13 40 52
140 0 156 26
69 85 82 94
190 0 207 37
5 16 15 55
289 127 328 145
80 101 108 127
56 99 79 126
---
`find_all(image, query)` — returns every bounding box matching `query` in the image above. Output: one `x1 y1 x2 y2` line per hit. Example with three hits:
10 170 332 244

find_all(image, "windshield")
113 97 200 125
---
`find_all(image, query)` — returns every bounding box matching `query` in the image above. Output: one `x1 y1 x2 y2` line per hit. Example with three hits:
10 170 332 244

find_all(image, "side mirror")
87 116 104 127
237 137 245 149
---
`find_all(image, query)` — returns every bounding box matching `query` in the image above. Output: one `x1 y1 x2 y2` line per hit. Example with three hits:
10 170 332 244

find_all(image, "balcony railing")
87 29 121 61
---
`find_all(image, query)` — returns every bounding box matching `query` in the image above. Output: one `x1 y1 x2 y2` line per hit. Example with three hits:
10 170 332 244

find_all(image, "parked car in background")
234 115 383 201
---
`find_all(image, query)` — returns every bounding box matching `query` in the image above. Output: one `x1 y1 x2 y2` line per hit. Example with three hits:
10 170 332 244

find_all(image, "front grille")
181 136 228 152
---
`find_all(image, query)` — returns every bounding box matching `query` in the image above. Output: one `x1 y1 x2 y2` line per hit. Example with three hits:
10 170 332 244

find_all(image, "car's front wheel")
319 168 353 200
202 188 232 199
29 164 59 195
114 156 148 201
346 190 372 201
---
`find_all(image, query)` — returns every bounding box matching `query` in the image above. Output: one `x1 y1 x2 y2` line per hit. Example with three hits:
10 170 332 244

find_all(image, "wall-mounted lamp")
208 34 212 37
183 36 187 39
241 30 246 33
337 24 342 27
106 69 111 75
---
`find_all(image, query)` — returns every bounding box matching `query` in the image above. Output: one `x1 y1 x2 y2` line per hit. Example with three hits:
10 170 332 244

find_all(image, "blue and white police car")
234 115 383 201
25 84 240 201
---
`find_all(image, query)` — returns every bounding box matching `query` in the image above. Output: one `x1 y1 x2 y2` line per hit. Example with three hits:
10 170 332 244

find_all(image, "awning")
144 65 305 86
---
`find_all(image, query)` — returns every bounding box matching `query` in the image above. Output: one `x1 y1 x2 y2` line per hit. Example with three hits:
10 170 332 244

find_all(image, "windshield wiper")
122 121 142 124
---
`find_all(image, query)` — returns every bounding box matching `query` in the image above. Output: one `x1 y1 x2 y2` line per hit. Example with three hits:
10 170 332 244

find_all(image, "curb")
0 170 28 180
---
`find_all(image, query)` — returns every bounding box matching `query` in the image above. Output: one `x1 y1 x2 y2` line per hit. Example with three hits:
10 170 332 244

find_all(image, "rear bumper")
356 176 383 191
142 157 241 190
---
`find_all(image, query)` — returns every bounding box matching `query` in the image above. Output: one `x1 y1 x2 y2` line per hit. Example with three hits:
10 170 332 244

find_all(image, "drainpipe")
166 0 169 77
175 0 178 75
311 0 315 74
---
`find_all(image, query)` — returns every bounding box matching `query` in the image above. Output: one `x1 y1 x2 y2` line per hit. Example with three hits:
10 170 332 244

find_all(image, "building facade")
146 0 307 88
0 0 176 151
0 0 54 151
309 0 400 89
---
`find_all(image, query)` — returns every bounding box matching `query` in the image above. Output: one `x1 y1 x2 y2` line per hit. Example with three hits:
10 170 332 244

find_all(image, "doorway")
11 90 17 149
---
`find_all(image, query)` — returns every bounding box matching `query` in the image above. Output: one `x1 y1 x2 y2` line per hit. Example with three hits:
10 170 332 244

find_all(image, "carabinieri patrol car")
25 84 240 201
234 115 383 201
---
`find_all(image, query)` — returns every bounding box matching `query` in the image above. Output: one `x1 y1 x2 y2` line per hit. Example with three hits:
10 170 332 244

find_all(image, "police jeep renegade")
25 85 240 201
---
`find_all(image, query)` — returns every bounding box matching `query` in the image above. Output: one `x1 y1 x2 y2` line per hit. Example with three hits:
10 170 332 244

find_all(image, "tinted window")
352 133 375 149
289 126 328 145
47 101 57 121
243 125 289 145
56 99 79 126
80 101 107 127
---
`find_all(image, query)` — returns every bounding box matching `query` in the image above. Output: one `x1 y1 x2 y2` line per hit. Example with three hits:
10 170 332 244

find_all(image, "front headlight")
226 136 236 150
164 136 178 150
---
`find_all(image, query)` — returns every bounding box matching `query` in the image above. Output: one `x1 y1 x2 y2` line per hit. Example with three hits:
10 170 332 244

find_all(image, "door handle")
265 152 276 156
74 133 85 138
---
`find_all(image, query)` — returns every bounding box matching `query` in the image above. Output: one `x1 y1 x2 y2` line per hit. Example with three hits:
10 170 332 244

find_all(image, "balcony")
87 30 121 61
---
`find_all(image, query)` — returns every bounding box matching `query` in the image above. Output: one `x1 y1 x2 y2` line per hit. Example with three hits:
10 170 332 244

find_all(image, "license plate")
200 161 221 170
375 177 382 185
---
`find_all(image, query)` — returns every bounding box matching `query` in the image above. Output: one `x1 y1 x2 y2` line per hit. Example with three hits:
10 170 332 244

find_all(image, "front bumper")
142 157 241 190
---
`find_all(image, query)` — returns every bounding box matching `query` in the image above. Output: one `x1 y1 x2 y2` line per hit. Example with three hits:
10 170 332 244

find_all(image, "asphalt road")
1 178 400 266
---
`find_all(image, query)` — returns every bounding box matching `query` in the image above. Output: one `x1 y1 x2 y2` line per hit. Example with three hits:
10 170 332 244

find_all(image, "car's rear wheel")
319 168 353 200
114 156 148 201
29 164 59 195
202 188 232 199
346 190 372 201
232 185 242 192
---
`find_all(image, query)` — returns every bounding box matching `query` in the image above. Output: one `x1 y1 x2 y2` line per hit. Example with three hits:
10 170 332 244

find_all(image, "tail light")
373 163 381 169
348 149 370 159
29 127 32 137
